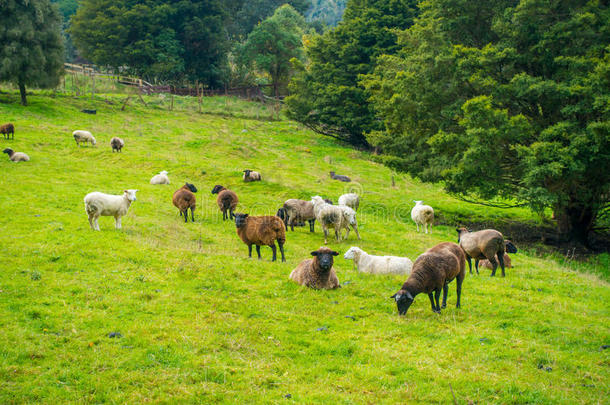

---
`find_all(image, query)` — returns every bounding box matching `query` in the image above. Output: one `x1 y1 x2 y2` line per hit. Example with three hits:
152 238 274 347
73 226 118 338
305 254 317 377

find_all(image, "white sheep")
311 195 351 244
338 205 361 240
84 189 138 231
150 170 170 185
343 247 412 275
411 200 434 233
73 130 96 147
338 193 360 211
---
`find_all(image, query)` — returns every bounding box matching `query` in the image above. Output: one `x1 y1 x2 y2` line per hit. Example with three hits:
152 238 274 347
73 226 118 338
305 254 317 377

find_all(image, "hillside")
0 91 608 403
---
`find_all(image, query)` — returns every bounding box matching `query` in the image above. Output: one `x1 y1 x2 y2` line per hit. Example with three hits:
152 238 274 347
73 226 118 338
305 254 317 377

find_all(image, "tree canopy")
0 0 65 105
362 0 610 243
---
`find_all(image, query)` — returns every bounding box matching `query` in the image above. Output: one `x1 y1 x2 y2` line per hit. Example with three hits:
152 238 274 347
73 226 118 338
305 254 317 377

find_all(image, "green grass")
0 90 609 404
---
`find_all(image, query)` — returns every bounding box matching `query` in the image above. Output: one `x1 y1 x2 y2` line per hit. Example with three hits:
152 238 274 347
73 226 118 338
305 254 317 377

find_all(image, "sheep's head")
343 247 361 260
456 227 469 242
276 208 286 222
234 213 248 228
391 289 414 315
413 200 423 205
185 183 197 193
243 169 252 176
159 170 168 175
505 240 518 254
329 171 335 177
211 185 225 194
311 247 338 271
3 148 13 156
91 138 97 146
311 196 324 206
124 189 138 201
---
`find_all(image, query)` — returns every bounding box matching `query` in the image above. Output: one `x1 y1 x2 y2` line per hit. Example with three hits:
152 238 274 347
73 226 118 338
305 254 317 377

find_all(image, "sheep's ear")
331 251 339 256
124 190 128 193
390 293 398 299
310 251 318 256
405 291 413 300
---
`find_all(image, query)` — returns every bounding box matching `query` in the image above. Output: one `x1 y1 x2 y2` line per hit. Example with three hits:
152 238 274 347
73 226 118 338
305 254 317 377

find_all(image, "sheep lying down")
344 247 412 275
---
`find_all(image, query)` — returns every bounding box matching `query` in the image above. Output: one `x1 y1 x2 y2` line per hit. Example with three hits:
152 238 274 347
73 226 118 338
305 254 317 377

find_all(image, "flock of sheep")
2 122 518 316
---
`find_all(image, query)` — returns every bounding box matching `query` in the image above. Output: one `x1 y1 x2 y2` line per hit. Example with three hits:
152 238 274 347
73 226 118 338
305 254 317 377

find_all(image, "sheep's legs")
190 207 195 222
115 216 122 229
475 259 480 274
488 256 498 277
456 275 463 308
183 210 188 223
222 210 227 221
335 229 340 242
323 227 329 244
441 283 449 309
497 252 506 277
434 289 441 313
344 227 350 241
428 292 440 313
278 240 286 262
352 224 361 240
424 223 428 234
230 209 235 220
93 216 100 231
416 223 420 232
466 256 473 274
88 214 95 230
308 220 315 233
248 244 252 258
270 244 276 262
256 245 262 260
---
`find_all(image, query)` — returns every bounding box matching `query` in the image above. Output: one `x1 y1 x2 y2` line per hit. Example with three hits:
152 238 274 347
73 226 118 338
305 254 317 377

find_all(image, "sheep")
329 171 351 182
73 130 96 147
3 148 29 162
211 185 238 220
411 200 434 233
479 253 512 270
243 169 261 182
172 183 197 222
282 199 316 232
150 170 170 185
344 247 412 275
1 123 14 140
290 247 340 289
338 205 361 241
338 193 359 211
311 196 351 244
391 242 466 315
110 137 124 152
234 213 286 262
457 228 517 277
84 189 138 231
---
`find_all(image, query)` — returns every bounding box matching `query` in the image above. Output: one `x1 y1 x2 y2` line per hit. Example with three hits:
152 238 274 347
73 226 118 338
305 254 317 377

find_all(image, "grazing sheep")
234 213 286 262
411 200 434 233
172 183 197 223
150 170 170 185
457 228 517 277
338 205 361 241
3 148 29 162
282 199 316 232
329 171 351 182
344 247 412 275
479 253 512 270
391 242 466 315
73 130 96 147
243 169 261 182
338 193 360 211
0 123 14 140
311 196 351 244
290 247 340 289
110 137 124 152
84 189 138 231
211 185 238 220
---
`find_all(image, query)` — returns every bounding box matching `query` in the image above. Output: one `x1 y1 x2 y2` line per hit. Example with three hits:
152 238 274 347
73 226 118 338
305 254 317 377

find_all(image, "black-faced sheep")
1 123 14 140
282 199 316 232
243 169 261 182
290 247 340 289
110 137 124 152
329 171 351 182
173 183 197 223
411 200 434 233
3 148 29 162
457 228 516 277
234 213 286 262
84 189 138 231
211 185 238 220
73 130 96 147
391 242 466 315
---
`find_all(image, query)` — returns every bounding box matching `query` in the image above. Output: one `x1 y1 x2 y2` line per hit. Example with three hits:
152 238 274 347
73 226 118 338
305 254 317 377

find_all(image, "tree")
362 0 610 243
226 0 311 39
286 0 419 147
238 5 307 97
0 0 65 105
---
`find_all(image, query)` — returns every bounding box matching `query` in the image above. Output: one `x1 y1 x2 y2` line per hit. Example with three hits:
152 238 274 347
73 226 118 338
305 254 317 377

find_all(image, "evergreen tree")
0 0 65 105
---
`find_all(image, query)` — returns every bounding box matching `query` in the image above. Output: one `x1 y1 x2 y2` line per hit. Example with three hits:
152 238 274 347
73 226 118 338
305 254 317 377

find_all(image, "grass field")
0 90 609 404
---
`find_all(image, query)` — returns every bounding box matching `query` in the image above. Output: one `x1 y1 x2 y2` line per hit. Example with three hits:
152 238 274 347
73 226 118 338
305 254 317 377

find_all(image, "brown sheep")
234 213 286 262
110 137 124 152
172 183 197 222
211 185 238 220
290 247 340 289
457 228 517 277
479 253 512 270
391 242 466 315
1 123 14 140
243 169 261 182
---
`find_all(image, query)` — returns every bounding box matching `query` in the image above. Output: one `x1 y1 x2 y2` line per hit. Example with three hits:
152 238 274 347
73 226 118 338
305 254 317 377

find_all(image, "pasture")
0 91 608 403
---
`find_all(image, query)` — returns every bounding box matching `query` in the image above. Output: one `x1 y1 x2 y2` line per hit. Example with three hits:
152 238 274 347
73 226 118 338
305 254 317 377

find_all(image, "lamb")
311 196 351 244
338 193 360 211
457 228 517 277
0 123 14 140
172 183 197 223
282 199 316 232
3 148 29 162
84 189 138 231
290 247 340 289
411 200 434 233
479 253 512 270
150 170 170 185
243 169 261 182
329 171 351 182
211 185 238 220
234 213 286 262
344 247 412 275
73 130 96 147
391 242 466 315
110 137 124 152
